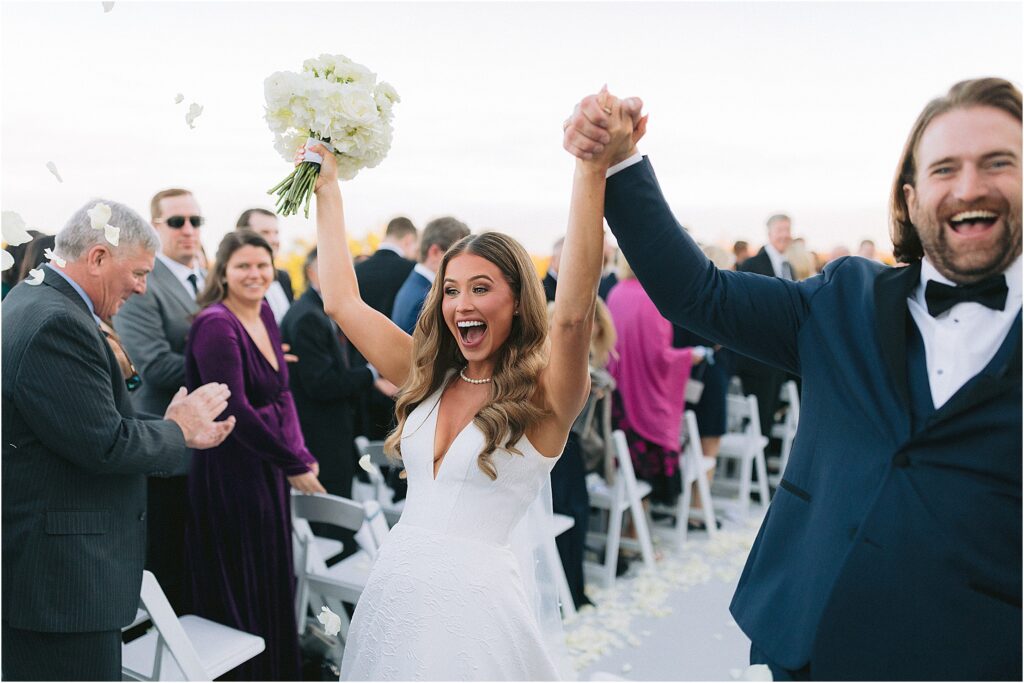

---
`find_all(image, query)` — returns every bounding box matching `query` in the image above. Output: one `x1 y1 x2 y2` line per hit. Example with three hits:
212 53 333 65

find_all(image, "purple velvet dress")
184 301 316 681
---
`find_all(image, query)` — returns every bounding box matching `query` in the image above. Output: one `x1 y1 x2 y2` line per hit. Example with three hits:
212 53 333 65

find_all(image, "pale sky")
2 1 1021 257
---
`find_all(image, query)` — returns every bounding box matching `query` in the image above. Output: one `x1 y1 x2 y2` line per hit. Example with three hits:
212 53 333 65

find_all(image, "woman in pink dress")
607 256 698 507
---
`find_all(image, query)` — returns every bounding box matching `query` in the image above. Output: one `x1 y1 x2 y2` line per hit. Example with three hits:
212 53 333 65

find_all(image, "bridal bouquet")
265 54 400 217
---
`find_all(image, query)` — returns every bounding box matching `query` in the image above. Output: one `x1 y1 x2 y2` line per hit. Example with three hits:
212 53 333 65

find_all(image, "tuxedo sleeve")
289 311 374 400
605 157 821 375
14 313 186 475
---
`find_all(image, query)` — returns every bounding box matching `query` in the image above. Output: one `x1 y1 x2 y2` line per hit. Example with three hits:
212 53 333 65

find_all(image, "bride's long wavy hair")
383 232 550 480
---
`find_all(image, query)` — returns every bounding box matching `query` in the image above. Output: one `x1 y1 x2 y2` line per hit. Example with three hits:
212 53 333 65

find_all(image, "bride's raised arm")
308 143 414 387
535 92 645 446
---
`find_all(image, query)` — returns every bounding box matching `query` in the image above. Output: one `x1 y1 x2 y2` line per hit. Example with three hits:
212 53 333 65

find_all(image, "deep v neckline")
428 381 477 482
225 303 280 373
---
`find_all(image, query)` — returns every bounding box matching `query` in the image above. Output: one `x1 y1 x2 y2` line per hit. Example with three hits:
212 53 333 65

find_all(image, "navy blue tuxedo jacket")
606 158 1021 680
390 269 432 335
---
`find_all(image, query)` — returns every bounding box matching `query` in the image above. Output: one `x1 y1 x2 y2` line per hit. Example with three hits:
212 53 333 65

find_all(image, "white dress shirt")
907 256 1022 409
157 252 204 300
413 262 436 284
763 243 791 280
265 279 291 324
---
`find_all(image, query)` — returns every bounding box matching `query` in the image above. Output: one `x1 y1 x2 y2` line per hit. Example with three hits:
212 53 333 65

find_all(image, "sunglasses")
160 215 205 229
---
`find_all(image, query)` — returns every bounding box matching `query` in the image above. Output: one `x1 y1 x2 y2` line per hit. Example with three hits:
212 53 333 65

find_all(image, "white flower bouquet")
265 54 399 217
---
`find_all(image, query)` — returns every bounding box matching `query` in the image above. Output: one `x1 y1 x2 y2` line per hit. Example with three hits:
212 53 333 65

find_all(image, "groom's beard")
913 196 1022 284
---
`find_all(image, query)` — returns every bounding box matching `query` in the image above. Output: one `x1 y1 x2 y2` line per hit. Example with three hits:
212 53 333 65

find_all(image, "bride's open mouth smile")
456 319 488 348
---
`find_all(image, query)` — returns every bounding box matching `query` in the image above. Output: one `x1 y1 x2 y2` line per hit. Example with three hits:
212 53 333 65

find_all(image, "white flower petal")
87 203 111 231
316 606 342 636
101 2 114 12
1 249 14 272
185 103 203 129
2 211 33 246
358 454 373 473
175 93 184 104
25 268 44 285
104 224 120 246
740 664 773 681
44 248 66 268
46 161 63 183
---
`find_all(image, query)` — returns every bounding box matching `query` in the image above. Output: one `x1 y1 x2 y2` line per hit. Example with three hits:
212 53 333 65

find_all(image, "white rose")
1 249 14 272
336 85 379 126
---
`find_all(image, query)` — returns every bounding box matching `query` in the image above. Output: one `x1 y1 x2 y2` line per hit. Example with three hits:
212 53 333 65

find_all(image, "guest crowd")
1 184 891 681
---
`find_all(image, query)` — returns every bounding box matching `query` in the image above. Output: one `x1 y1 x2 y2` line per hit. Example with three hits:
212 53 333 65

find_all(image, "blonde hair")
384 232 550 480
784 240 817 281
617 251 635 281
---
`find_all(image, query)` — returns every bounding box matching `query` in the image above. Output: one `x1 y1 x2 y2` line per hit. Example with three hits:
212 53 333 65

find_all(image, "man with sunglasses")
2 198 234 681
112 187 207 613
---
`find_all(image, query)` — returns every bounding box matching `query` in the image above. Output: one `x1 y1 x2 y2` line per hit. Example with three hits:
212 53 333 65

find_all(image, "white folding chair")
352 436 405 526
675 410 719 545
715 394 771 514
549 513 578 619
292 492 391 645
586 430 656 586
121 571 265 681
769 380 800 487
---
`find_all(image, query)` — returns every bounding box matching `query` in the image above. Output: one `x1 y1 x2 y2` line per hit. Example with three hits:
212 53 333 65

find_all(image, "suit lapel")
872 260 922 411
928 310 1022 427
153 259 197 314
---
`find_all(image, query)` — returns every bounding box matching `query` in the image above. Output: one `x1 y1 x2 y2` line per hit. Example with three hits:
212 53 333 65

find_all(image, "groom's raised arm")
564 91 830 375
604 157 813 375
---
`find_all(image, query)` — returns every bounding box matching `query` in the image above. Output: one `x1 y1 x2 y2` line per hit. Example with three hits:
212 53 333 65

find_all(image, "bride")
307 92 641 681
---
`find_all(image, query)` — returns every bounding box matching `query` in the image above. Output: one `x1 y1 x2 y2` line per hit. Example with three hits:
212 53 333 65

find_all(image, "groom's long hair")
384 232 550 481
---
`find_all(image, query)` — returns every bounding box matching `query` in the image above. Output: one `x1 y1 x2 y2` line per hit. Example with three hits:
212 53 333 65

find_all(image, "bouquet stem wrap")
268 137 335 218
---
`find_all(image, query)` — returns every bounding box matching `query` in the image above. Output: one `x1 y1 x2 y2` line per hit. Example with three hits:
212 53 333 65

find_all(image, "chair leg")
695 469 718 539
604 507 623 587
755 450 771 512
628 499 656 572
739 453 753 516
677 474 692 548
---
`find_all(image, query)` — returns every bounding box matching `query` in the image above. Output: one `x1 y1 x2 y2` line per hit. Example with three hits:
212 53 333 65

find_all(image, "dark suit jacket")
542 272 557 302
2 266 187 632
606 158 1021 680
390 269 432 335
280 288 374 496
354 248 415 317
113 259 197 425
276 268 294 303
739 247 776 278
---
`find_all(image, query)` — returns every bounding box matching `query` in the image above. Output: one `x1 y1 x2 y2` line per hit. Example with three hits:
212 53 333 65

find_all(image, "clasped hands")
562 86 647 170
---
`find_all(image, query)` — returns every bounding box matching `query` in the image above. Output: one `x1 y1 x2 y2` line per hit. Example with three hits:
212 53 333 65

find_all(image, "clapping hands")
563 87 647 169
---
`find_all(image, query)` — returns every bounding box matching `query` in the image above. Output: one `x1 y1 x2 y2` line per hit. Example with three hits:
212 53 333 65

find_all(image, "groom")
564 78 1022 680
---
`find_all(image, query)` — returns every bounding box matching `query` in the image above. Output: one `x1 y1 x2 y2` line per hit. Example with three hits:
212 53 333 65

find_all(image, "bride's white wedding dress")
340 380 564 681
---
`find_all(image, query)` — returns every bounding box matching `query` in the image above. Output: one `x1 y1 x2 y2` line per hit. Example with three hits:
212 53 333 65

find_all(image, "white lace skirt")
339 523 561 681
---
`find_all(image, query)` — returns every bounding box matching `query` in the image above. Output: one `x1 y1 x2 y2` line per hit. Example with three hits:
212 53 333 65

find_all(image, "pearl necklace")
459 368 492 385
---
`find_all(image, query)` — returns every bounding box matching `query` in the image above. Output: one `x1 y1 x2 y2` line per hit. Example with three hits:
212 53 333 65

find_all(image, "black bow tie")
924 275 1008 317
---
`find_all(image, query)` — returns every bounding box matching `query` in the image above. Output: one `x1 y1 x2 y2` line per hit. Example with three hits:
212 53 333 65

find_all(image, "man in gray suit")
113 187 206 613
2 198 235 681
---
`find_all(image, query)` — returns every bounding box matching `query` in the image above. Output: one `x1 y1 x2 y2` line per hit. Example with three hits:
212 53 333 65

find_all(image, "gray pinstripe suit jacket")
2 266 187 632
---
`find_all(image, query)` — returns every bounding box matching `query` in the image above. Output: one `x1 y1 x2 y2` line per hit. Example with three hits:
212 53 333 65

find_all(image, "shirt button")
936 369 944 375
138 512 147 521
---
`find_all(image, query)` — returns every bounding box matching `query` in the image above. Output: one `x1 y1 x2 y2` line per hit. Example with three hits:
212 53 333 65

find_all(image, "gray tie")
781 262 794 281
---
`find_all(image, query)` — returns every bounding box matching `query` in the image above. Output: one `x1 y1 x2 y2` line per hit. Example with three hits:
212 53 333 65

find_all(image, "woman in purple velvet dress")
184 230 326 680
